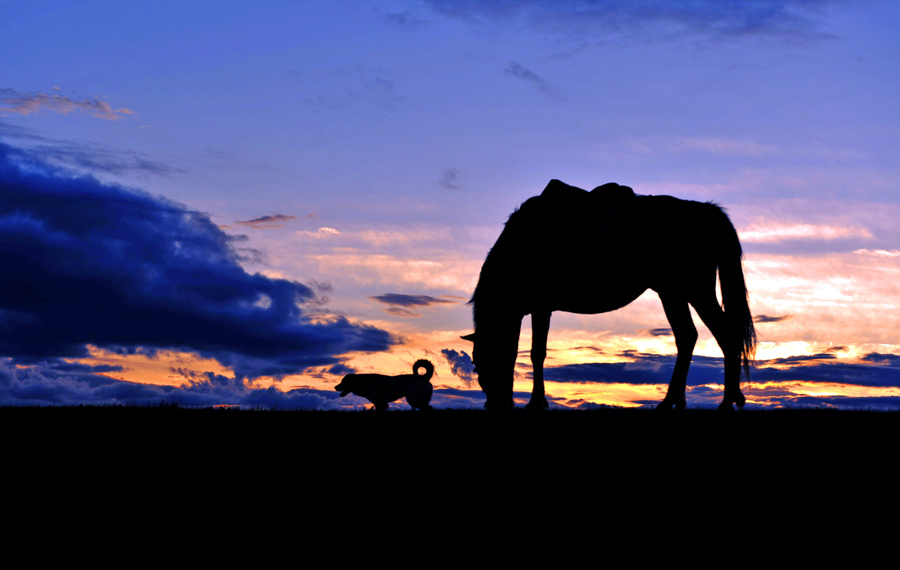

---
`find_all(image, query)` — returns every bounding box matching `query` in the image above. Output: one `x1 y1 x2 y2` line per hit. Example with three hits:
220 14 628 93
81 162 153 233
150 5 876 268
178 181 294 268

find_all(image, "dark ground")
6 406 895 480
5 406 896 551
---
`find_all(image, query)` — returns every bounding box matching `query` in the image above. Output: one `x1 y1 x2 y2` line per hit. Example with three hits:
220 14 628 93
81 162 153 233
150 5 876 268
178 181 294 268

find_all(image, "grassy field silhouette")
6 406 895 482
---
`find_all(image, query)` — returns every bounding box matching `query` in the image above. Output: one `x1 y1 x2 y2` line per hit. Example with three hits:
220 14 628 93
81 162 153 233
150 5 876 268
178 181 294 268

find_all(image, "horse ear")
461 332 476 342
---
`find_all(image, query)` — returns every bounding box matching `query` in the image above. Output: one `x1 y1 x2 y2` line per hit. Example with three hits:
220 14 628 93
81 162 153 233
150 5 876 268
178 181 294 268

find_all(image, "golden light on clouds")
77 346 236 387
67 207 898 410
741 222 872 243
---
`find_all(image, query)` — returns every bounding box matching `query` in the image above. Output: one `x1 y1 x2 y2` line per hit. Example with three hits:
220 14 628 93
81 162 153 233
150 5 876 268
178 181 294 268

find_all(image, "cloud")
643 328 673 337
383 307 423 318
0 358 352 409
0 88 134 121
540 351 900 390
754 314 792 323
741 222 873 243
854 249 900 258
441 349 475 385
0 121 181 177
505 62 553 96
0 355 493 409
370 293 459 318
8 142 179 177
297 227 342 239
369 294 459 308
438 168 463 190
0 143 393 380
422 0 838 42
235 214 298 229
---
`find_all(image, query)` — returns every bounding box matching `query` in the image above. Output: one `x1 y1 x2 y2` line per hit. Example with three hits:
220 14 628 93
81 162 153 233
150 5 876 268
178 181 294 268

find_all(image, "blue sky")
2 0 899 409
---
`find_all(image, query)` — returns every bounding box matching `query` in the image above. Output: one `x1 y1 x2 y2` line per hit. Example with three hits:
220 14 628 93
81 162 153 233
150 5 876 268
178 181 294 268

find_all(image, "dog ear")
461 332 476 342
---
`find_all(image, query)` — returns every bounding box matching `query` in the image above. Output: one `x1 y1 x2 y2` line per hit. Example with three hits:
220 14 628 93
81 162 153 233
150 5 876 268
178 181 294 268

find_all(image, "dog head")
334 374 358 397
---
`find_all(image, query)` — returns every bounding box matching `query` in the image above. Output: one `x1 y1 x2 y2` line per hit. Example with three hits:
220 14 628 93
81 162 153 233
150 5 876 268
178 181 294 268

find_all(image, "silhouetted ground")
6 406 895 550
6 406 895 482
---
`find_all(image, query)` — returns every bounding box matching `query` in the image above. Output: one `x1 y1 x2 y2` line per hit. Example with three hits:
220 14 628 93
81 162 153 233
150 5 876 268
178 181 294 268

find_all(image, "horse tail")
716 208 756 379
413 359 434 382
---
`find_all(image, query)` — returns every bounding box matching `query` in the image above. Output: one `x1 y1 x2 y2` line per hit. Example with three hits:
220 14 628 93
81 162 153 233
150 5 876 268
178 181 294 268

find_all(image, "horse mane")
469 208 521 329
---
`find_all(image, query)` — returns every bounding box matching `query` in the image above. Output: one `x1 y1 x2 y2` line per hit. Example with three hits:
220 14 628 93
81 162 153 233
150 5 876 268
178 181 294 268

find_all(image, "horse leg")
692 296 745 411
526 310 551 411
657 294 697 411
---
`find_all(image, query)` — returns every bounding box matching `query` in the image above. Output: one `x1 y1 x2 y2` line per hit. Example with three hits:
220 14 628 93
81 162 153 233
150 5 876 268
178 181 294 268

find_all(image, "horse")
462 179 755 412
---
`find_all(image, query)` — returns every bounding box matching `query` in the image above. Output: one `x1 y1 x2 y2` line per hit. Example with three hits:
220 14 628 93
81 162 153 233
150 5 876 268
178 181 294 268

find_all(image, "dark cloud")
235 214 298 229
756 359 900 389
422 0 838 42
0 120 47 141
1 354 490 409
644 327 673 337
539 351 900 391
0 143 393 380
307 279 333 294
369 294 459 308
505 62 553 96
9 142 179 177
768 353 837 365
438 168 462 190
385 307 423 318
542 358 686 386
779 395 900 410
371 293 460 318
860 352 900 365
0 358 350 409
0 88 134 121
429 386 486 408
441 349 475 385
327 363 356 376
754 314 792 323
0 120 181 178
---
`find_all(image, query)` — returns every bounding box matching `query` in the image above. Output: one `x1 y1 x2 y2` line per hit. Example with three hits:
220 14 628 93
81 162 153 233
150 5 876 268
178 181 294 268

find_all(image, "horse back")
474 182 738 319
499 192 729 299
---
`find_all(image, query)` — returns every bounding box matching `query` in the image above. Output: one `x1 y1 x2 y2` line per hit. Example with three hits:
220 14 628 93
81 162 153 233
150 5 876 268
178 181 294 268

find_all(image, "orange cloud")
0 88 134 120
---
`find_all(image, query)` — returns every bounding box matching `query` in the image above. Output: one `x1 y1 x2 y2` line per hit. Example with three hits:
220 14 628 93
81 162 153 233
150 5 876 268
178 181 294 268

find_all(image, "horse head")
462 323 519 410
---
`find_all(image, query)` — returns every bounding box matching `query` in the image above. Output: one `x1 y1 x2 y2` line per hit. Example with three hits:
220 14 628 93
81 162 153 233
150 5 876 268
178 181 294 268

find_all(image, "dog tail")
413 359 434 382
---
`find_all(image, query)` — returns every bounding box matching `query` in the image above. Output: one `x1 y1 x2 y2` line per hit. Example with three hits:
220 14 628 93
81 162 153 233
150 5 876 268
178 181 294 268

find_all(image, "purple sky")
2 1 899 409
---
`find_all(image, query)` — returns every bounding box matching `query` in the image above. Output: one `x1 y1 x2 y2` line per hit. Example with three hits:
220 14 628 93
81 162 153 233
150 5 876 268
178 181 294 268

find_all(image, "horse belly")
545 279 646 315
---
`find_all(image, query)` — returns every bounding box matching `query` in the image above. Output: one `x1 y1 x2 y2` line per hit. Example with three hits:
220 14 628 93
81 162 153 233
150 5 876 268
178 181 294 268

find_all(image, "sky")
2 0 899 410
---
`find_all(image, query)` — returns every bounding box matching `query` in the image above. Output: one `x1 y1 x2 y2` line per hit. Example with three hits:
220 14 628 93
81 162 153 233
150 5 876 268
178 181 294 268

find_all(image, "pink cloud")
0 88 134 121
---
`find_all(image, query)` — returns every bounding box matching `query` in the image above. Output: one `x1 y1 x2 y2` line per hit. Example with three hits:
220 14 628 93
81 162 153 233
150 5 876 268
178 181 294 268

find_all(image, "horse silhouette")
463 179 755 411
335 360 435 411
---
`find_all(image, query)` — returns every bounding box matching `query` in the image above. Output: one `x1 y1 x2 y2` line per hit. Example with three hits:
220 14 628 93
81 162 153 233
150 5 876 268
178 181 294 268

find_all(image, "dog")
335 360 434 411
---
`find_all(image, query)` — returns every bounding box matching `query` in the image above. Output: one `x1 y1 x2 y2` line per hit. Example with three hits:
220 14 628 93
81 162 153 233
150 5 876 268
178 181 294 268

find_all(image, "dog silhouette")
335 360 434 411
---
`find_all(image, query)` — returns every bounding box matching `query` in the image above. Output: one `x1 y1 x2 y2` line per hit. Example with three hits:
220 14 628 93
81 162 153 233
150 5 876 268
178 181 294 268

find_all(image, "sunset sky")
2 0 899 409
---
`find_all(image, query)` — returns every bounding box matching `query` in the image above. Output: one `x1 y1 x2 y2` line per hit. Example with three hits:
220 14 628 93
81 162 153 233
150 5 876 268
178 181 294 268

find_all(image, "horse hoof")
717 401 735 412
525 399 549 411
656 397 686 411
736 393 746 409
